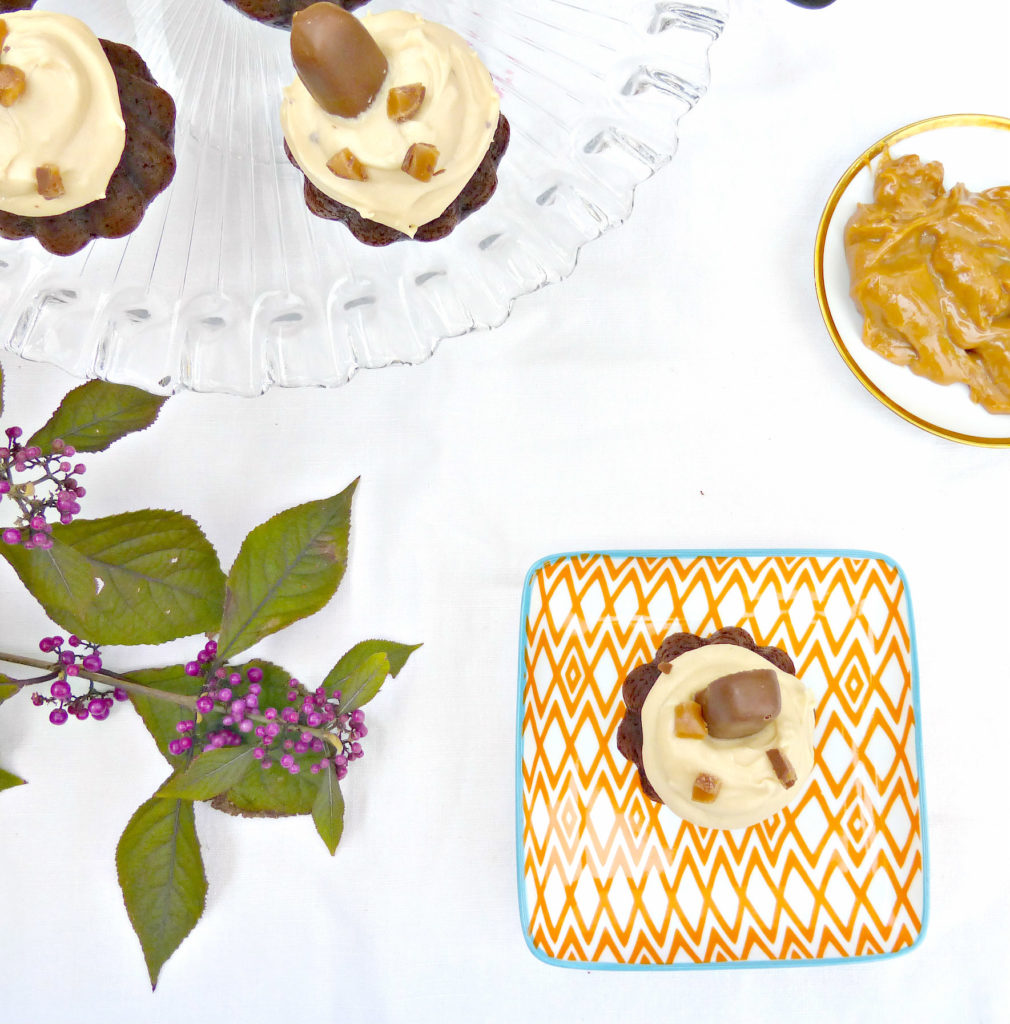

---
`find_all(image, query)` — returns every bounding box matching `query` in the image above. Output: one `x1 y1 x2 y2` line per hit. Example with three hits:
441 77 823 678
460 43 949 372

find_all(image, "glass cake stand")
0 0 727 395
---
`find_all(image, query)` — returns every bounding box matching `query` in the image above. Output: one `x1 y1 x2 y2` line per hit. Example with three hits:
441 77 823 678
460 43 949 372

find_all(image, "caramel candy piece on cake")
694 669 780 739
0 64 26 107
0 18 7 46
327 147 367 181
766 748 797 789
387 83 425 122
35 164 65 200
692 773 721 804
291 3 387 118
674 700 707 739
401 142 439 182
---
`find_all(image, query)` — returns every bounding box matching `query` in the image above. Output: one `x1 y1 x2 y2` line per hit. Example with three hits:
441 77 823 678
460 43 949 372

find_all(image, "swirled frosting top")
281 9 499 237
641 644 817 830
0 12 126 217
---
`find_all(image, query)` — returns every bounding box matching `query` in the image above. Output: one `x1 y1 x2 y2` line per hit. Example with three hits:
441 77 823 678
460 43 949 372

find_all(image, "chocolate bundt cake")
280 5 508 246
288 114 510 246
0 35 176 256
617 627 797 804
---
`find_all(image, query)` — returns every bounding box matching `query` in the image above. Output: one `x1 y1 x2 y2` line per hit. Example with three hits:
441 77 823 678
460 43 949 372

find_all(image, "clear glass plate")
0 0 727 395
516 550 927 968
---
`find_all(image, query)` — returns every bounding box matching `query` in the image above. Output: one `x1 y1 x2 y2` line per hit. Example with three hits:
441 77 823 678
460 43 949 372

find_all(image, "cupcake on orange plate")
0 10 176 255
280 3 509 245
617 626 817 830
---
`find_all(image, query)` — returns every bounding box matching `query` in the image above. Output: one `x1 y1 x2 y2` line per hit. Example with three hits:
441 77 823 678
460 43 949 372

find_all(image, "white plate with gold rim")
815 113 1010 447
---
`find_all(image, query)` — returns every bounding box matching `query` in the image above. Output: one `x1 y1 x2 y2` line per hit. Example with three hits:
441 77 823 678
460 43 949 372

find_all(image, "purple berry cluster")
1 429 86 549
31 634 128 724
173 639 367 781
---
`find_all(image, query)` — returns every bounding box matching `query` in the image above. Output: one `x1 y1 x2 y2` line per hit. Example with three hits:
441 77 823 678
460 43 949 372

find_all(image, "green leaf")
0 766 25 792
0 677 18 705
157 745 258 801
0 510 226 645
27 380 168 454
126 666 202 769
311 767 344 855
116 794 207 989
210 661 319 817
327 652 389 716
323 639 420 714
216 481 357 660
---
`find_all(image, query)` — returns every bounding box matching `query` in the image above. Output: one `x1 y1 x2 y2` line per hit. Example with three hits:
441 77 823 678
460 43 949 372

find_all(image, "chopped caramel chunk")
691 773 721 804
658 661 672 674
326 148 368 182
0 19 8 49
35 164 65 201
0 63 26 107
387 83 425 123
674 700 708 739
401 142 439 182
766 748 797 789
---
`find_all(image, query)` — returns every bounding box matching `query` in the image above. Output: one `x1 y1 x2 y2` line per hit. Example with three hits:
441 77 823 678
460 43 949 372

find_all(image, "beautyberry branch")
0 428 86 548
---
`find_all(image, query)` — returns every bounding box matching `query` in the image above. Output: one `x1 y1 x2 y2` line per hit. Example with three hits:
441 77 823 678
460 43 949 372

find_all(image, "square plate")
515 550 928 968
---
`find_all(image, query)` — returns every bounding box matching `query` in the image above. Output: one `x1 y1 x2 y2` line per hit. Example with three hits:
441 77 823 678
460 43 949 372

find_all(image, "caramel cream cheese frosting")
0 12 126 217
281 9 499 237
641 644 816 830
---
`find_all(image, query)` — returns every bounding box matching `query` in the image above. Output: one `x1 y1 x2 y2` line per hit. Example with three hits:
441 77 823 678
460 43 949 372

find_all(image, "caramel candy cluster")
845 152 1010 414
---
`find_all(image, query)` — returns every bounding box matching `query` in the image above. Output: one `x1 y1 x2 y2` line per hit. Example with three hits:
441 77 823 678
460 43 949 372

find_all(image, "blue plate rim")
514 547 930 971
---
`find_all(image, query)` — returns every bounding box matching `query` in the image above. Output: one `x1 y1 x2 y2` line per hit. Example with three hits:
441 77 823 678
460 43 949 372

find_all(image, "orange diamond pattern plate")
516 551 926 967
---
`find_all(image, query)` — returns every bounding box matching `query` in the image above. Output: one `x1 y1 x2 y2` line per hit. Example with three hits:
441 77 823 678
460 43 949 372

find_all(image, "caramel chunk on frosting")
387 83 425 123
35 163 65 200
766 748 797 789
290 2 387 118
692 773 721 804
673 700 707 739
0 63 25 107
326 147 367 181
401 142 439 182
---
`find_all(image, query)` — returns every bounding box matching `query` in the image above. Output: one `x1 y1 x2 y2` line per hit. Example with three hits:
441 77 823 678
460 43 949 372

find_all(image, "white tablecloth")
2 0 1008 1019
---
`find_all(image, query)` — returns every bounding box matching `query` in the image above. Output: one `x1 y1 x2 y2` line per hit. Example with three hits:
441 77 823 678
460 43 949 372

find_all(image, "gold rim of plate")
813 112 1010 448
